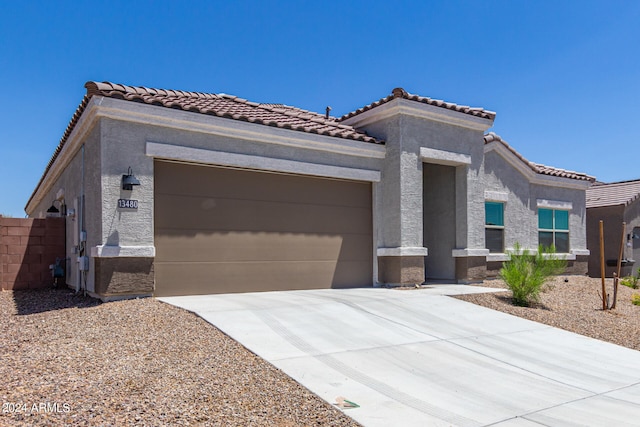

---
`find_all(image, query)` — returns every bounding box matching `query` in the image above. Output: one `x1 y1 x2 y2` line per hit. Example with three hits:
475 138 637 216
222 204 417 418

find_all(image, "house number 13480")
118 199 138 209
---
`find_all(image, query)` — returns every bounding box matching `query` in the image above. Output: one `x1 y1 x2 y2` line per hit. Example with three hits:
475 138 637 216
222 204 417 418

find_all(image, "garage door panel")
154 161 373 295
155 261 343 296
155 232 372 263
332 261 373 287
155 161 371 208
155 193 372 235
155 232 339 262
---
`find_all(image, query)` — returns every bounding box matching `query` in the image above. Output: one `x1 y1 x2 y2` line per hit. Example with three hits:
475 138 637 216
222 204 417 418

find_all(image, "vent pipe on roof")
325 106 332 119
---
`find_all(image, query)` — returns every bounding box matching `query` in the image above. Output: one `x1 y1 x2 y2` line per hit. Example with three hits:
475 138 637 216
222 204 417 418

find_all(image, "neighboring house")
26 82 594 300
586 179 640 278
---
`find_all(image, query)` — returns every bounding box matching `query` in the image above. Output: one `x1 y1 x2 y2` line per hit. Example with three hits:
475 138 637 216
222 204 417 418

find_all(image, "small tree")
499 243 566 307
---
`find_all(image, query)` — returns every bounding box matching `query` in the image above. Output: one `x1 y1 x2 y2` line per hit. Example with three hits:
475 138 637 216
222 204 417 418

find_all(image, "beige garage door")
154 161 373 296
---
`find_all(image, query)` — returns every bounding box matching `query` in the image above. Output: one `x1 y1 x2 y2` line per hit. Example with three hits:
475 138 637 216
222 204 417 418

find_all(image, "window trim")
538 207 570 253
485 201 505 253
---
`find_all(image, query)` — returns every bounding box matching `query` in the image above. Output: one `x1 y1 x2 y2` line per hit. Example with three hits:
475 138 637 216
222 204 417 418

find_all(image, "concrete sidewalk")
160 286 640 427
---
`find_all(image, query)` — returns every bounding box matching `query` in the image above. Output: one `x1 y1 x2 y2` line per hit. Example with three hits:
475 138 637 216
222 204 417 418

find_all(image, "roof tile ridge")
599 178 640 186
530 161 595 180
86 81 221 100
339 87 495 121
485 132 595 182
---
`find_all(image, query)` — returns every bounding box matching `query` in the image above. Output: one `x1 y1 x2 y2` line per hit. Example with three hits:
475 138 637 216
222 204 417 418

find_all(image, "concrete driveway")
159 286 640 427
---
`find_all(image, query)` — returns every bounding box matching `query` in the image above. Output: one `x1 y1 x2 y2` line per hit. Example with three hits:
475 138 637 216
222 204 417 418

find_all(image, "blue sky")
1 1 639 217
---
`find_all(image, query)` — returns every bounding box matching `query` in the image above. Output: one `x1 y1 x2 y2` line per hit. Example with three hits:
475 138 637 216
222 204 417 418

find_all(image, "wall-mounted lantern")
122 167 141 191
46 203 60 214
46 200 66 217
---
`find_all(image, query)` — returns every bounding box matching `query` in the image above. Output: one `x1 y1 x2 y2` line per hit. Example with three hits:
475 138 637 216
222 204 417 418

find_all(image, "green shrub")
632 294 640 306
499 243 566 307
620 268 640 289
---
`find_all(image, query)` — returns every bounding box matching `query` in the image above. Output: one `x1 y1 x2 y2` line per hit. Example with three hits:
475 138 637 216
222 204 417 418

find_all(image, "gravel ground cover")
3 277 639 426
0 288 361 427
455 275 640 351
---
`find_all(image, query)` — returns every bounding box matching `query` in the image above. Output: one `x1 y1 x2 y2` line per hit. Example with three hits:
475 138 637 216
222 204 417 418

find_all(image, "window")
538 208 569 253
485 201 504 253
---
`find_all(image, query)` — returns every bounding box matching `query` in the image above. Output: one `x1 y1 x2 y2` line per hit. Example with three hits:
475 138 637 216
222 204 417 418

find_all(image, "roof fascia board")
25 97 101 214
98 97 385 159
342 98 494 131
146 142 381 182
485 142 590 190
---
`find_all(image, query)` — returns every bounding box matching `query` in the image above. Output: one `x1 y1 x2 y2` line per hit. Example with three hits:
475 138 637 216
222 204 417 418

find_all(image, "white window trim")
536 199 572 210
484 191 508 202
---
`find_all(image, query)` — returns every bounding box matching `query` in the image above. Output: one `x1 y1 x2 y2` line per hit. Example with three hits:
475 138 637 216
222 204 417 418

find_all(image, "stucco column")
375 124 428 285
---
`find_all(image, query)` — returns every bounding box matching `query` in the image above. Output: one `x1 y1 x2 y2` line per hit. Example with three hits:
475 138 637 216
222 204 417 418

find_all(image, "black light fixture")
46 203 60 214
47 199 65 216
122 167 141 190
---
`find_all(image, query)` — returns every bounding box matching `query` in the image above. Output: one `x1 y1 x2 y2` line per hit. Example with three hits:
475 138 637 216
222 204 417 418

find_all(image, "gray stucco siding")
484 150 535 251
29 123 102 292
397 115 487 251
531 184 588 251
100 118 155 249
96 102 385 253
623 198 640 264
483 150 588 254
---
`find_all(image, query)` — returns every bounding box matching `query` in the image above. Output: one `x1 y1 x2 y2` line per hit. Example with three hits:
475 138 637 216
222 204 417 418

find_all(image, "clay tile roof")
586 179 640 208
339 87 497 122
483 132 595 183
26 81 384 211
84 81 380 144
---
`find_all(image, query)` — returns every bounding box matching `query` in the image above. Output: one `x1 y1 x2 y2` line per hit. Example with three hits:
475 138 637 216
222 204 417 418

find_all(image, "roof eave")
340 87 496 123
342 97 494 132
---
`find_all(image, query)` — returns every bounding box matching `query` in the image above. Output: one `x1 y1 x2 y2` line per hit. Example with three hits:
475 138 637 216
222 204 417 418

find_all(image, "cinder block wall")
0 216 65 290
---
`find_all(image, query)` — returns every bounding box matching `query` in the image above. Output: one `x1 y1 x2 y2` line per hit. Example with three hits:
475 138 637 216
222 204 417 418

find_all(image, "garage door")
154 161 373 296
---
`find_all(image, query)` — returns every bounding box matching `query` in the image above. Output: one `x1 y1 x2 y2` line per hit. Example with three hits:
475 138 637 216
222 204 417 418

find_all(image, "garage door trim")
146 141 381 183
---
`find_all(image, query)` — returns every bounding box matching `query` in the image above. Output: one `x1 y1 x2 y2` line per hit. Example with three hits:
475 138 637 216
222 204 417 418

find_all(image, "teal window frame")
485 201 505 253
538 208 569 253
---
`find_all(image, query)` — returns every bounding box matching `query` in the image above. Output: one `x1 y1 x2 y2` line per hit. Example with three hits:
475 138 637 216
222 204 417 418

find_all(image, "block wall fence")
0 216 65 290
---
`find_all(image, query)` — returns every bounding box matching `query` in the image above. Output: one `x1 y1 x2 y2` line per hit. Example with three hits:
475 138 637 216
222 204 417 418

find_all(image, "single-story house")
586 179 640 278
26 82 594 300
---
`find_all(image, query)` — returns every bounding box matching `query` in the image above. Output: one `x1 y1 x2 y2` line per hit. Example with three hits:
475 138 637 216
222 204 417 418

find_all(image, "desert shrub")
620 268 640 289
499 243 566 307
632 294 640 306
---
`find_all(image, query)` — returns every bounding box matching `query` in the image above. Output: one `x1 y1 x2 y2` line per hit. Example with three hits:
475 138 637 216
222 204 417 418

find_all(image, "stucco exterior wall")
532 183 588 251
625 199 640 275
484 150 589 254
398 113 488 252
343 98 493 283
97 98 385 252
28 124 102 292
484 150 534 250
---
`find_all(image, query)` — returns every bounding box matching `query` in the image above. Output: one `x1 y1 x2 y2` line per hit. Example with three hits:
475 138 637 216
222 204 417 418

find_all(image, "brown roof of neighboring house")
586 179 640 208
484 132 595 182
339 87 497 121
